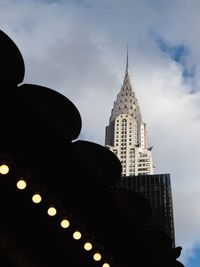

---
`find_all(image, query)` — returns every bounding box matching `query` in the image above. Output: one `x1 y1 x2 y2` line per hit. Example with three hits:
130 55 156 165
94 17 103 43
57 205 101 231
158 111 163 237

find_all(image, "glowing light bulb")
73 231 82 240
102 263 110 267
32 194 42 203
0 164 9 175
16 179 27 190
47 207 57 216
60 219 70 228
93 252 102 261
84 242 92 251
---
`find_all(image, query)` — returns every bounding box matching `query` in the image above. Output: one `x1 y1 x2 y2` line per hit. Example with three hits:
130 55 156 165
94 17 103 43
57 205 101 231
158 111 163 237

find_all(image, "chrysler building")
105 52 153 176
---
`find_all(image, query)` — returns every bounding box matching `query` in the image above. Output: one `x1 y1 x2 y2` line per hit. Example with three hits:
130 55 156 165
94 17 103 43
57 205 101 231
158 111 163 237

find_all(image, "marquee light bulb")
0 164 9 175
32 194 42 204
60 219 70 228
47 207 57 216
73 231 82 240
16 179 27 190
93 252 102 261
84 242 92 251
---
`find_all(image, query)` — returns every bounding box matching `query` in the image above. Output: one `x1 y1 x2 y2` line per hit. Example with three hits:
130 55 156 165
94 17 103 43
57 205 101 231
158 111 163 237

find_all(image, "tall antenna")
126 44 129 71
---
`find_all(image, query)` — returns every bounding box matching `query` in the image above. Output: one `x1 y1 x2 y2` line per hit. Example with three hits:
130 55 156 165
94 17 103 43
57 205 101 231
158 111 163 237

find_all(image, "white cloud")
0 0 199 265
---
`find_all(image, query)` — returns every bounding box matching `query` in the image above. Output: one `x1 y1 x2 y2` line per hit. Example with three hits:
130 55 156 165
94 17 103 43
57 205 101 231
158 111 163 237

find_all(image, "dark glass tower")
117 174 175 246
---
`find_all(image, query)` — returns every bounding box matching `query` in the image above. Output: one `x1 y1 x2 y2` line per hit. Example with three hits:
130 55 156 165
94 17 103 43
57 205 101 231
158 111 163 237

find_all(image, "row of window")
116 137 133 141
116 134 133 138
116 143 133 146
116 131 133 134
116 115 129 121
138 164 148 167
138 159 150 162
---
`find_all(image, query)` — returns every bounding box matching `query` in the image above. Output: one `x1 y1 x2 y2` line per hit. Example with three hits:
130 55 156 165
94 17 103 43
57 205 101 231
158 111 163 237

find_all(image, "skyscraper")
105 51 175 246
105 50 153 176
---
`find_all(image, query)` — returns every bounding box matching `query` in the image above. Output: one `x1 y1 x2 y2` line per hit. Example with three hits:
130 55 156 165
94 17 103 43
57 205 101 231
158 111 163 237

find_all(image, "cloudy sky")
0 0 200 265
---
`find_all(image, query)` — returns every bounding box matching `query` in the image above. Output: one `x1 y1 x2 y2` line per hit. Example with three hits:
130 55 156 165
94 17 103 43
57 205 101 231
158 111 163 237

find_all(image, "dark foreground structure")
0 29 184 266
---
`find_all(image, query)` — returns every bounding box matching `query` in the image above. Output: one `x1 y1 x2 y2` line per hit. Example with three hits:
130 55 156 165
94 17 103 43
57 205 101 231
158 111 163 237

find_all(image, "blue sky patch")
149 31 195 84
159 39 195 82
187 247 200 267
157 40 188 64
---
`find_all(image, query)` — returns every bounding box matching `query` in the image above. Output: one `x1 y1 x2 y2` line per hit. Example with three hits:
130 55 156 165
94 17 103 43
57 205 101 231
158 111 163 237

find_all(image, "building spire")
123 45 131 88
126 45 129 73
108 48 141 124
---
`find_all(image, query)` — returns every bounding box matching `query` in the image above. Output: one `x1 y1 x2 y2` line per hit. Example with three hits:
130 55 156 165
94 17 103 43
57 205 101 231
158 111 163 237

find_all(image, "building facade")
105 52 153 176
